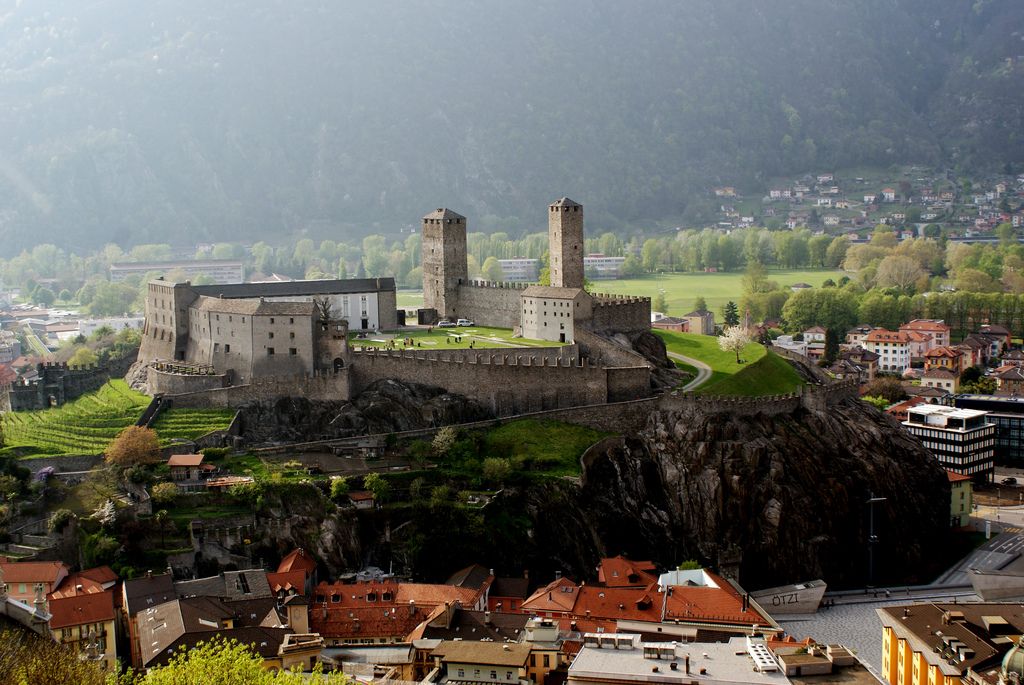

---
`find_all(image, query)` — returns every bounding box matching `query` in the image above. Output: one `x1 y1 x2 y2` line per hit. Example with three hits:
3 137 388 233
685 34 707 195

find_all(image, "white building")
520 286 591 344
497 258 540 282
583 255 626 279
568 635 791 685
110 259 244 284
902 405 996 481
863 329 912 373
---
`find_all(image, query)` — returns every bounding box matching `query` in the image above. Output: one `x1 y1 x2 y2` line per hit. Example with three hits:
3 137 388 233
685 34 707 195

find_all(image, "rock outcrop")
237 378 493 443
502 394 949 589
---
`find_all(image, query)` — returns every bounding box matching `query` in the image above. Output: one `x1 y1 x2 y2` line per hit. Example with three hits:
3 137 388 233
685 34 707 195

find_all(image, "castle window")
229 316 233 322
289 348 297 356
270 318 274 324
267 348 275 355
290 332 295 339
216 314 220 321
268 332 274 339
225 344 230 353
290 318 294 324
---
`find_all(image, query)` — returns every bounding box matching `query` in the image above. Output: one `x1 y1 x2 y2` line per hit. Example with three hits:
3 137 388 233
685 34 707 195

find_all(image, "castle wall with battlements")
456 281 526 329
349 348 642 416
150 369 349 408
587 294 652 335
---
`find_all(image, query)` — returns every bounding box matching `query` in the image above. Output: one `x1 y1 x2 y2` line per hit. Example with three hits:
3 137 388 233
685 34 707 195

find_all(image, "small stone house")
682 310 715 336
168 454 204 482
348 491 374 510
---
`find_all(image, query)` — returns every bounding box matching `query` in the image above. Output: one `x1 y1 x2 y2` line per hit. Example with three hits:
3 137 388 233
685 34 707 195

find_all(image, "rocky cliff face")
236 379 493 443
507 395 950 589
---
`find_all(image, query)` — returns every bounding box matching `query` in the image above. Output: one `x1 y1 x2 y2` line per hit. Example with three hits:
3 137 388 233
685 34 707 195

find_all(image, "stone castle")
138 198 655 415
421 198 650 342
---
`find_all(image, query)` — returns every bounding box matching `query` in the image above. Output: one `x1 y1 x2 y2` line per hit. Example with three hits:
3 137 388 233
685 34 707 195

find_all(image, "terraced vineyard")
1 380 150 458
150 408 236 441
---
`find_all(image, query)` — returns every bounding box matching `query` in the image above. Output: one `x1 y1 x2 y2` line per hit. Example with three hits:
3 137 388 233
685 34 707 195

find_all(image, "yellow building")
878 603 1024 685
948 471 973 528
48 590 119 673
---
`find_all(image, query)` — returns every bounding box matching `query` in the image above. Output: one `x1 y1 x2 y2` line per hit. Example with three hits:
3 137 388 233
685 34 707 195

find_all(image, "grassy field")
591 269 844 315
1 380 150 458
351 325 563 350
653 330 803 396
482 419 609 477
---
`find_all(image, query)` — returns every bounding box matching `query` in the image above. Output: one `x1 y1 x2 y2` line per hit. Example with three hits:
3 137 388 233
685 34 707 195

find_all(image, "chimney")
484 611 492 625
75 584 83 593
670 662 678 671
555 571 562 580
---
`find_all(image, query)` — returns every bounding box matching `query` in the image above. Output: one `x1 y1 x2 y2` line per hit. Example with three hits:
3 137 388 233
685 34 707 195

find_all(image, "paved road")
667 351 712 391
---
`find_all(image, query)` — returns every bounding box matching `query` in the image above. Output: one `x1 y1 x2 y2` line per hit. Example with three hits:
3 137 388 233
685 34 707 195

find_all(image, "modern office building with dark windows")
952 394 1024 466
902 404 996 482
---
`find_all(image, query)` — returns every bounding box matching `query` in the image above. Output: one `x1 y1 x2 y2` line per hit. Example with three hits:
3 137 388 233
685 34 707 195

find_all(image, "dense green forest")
0 0 1021 255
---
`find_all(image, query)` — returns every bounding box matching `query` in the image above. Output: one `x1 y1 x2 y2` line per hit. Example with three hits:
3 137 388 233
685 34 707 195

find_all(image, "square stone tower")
548 198 584 289
421 208 468 320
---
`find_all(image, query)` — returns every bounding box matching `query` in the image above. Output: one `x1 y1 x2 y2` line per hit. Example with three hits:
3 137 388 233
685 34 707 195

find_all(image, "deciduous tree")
105 426 161 467
718 326 752 363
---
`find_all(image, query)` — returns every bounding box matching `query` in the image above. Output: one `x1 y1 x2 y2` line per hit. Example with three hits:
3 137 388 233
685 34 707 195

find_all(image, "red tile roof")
663 571 768 625
50 566 117 599
596 556 658 588
925 346 962 359
48 589 116 629
277 548 317 574
167 454 204 467
310 603 428 639
521 577 580 613
0 560 68 585
267 570 306 594
865 329 911 344
901 320 950 333
313 580 482 612
947 470 973 484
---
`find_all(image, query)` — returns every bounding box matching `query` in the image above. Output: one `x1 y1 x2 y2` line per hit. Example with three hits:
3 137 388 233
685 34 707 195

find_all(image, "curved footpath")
667 351 712 391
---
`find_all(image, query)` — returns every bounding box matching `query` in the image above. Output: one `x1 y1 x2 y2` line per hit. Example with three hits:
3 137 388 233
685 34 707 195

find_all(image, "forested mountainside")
0 0 1021 254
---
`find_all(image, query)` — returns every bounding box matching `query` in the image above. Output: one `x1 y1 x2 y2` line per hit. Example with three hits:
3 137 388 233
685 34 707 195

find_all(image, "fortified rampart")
150 370 349 408
349 347 645 416
2 354 137 412
456 281 527 329
588 294 652 335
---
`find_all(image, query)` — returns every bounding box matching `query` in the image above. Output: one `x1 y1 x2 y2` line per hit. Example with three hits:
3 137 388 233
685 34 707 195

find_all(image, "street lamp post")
867 491 888 587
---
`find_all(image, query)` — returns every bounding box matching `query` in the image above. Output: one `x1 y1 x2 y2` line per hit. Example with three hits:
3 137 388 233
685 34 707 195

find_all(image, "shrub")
431 427 458 456
150 482 180 506
363 472 390 503
482 457 512 485
330 476 350 501
201 447 230 459
48 508 76 534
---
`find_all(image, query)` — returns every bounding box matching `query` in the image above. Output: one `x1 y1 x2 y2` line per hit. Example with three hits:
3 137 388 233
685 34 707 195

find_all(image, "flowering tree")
718 325 753 363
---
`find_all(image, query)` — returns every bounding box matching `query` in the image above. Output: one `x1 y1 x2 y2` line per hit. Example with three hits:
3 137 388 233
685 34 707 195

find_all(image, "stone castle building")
422 198 649 343
138 278 395 383
138 199 655 414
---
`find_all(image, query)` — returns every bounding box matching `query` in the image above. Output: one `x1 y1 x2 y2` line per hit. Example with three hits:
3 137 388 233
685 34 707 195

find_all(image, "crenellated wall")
456 281 526 329
588 294 651 335
151 370 349 408
349 348 621 416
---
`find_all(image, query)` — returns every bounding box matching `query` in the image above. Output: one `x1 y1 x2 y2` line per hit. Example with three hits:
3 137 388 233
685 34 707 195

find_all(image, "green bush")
201 447 230 459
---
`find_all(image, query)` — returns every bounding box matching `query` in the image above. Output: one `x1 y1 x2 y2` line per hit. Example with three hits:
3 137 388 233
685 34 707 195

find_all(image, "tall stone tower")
548 197 585 289
421 208 468 320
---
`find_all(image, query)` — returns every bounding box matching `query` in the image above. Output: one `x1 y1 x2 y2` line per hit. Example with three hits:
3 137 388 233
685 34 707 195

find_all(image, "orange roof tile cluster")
947 470 973 483
309 603 428 639
596 556 658 588
49 566 117 599
521 565 769 628
48 589 116 629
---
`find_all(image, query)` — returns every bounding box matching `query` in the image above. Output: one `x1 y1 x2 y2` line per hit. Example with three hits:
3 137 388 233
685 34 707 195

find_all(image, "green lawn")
653 330 803 396
351 326 563 350
698 350 804 396
481 419 610 477
592 269 844 316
